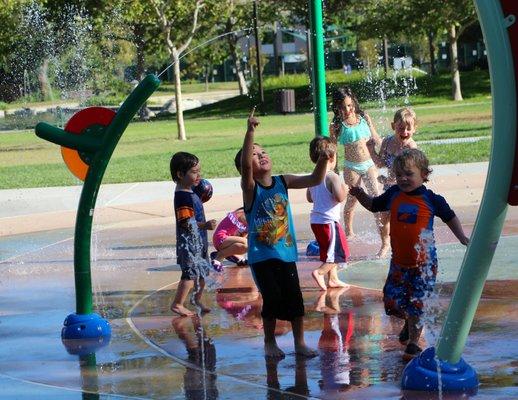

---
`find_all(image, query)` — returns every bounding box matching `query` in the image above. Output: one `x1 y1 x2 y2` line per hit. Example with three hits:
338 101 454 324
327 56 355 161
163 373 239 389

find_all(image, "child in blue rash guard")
350 148 469 360
236 108 330 359
170 152 217 317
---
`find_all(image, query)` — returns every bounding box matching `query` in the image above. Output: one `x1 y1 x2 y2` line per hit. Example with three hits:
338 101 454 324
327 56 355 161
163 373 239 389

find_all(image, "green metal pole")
308 0 328 137
74 74 161 314
435 0 516 363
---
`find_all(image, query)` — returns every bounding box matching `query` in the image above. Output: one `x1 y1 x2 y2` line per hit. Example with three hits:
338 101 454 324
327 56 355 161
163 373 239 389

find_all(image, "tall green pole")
436 0 516 363
308 0 328 136
36 75 161 316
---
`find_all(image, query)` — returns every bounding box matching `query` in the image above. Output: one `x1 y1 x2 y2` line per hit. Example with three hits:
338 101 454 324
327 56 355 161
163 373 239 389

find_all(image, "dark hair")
170 152 199 183
331 86 364 125
234 148 243 174
392 148 432 182
234 142 261 174
309 136 336 163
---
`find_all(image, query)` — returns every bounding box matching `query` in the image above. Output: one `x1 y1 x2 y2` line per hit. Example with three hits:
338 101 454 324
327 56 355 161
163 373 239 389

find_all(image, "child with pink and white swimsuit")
211 207 248 269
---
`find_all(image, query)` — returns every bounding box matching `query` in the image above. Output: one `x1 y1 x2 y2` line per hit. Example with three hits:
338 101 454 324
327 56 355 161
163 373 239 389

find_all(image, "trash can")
276 89 295 114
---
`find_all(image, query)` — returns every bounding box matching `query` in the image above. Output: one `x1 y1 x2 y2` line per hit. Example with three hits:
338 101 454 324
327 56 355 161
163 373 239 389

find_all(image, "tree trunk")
37 58 51 101
449 25 463 101
205 64 210 92
383 36 389 75
172 49 186 140
227 36 249 95
427 31 436 76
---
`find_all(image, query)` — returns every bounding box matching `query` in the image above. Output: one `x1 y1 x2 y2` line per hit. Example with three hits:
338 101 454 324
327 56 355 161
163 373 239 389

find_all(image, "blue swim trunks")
382 261 437 319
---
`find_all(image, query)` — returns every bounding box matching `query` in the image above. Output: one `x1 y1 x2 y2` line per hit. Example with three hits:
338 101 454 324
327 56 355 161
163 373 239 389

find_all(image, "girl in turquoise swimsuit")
330 87 388 258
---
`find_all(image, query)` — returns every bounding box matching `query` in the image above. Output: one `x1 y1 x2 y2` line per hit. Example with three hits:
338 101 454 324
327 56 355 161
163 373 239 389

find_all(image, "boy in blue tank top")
235 108 330 359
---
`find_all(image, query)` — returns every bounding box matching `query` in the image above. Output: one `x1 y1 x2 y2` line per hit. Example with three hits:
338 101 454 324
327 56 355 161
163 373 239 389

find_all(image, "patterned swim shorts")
382 261 437 318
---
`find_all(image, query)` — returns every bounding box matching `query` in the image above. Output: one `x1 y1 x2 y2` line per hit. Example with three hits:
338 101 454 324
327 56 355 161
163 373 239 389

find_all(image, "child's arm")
349 186 374 211
364 113 382 145
369 136 387 168
283 153 329 189
306 188 313 203
240 109 260 208
446 216 470 245
198 219 217 231
328 171 347 202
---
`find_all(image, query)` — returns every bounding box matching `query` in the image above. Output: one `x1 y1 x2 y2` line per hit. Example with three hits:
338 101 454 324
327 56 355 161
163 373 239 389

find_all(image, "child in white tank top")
307 137 350 291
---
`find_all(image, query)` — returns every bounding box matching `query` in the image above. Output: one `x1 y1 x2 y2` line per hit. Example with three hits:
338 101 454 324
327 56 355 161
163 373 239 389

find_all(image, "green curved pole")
308 0 328 136
435 1 516 363
36 74 161 315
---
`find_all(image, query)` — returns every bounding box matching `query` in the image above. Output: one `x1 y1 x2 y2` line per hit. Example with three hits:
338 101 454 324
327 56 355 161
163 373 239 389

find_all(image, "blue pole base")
61 313 111 340
401 347 478 392
62 336 110 356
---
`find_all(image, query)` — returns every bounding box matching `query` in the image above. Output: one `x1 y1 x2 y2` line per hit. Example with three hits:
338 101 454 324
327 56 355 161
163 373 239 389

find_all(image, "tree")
339 0 478 100
148 0 205 141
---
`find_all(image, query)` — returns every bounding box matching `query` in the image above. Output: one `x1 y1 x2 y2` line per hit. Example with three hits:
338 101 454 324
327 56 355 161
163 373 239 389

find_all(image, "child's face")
394 161 427 193
339 96 355 118
252 145 271 174
392 118 416 142
179 162 202 188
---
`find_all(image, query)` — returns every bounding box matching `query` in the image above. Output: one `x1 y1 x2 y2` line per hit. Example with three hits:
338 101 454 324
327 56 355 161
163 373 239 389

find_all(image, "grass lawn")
0 99 492 189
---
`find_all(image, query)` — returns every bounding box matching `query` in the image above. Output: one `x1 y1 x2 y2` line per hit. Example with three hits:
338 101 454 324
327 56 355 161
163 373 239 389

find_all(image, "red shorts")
311 222 350 263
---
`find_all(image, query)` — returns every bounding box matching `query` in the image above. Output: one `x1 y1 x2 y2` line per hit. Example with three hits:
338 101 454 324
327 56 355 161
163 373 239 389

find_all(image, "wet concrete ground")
1 163 517 399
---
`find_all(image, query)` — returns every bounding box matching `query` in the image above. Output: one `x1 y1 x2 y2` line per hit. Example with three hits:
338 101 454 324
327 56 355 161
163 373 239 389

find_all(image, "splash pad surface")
1 163 517 399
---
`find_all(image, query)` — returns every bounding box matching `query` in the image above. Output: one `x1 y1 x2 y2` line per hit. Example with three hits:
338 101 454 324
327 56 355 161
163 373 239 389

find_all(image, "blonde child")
368 107 418 258
170 152 217 317
349 149 469 360
237 108 329 358
306 136 349 291
330 86 388 258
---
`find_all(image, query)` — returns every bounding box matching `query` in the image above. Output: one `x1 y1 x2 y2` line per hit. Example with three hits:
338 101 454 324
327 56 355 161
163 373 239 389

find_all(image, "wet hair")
234 142 261 174
392 148 432 182
309 136 336 163
393 107 417 125
234 148 243 174
331 86 365 125
170 152 199 183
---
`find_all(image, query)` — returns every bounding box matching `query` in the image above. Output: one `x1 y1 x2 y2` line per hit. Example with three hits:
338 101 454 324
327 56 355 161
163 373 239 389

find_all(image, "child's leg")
328 265 348 288
171 279 195 316
377 212 391 258
192 277 211 313
291 316 318 358
311 262 335 290
343 168 361 237
214 236 247 262
263 317 285 358
363 167 390 257
407 316 422 345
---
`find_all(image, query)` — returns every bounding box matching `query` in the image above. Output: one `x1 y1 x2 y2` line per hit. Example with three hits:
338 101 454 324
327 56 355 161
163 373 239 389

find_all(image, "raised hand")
247 106 260 132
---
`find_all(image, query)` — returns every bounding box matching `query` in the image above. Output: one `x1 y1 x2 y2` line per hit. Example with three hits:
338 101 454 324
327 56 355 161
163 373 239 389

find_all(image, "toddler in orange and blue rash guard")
349 148 469 361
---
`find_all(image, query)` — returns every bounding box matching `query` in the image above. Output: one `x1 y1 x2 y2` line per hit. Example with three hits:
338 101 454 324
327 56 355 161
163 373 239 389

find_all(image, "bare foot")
345 229 356 240
312 270 327 291
376 244 390 259
193 301 211 314
315 292 326 312
328 278 348 288
265 342 285 359
171 304 195 317
295 344 318 358
327 286 348 311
